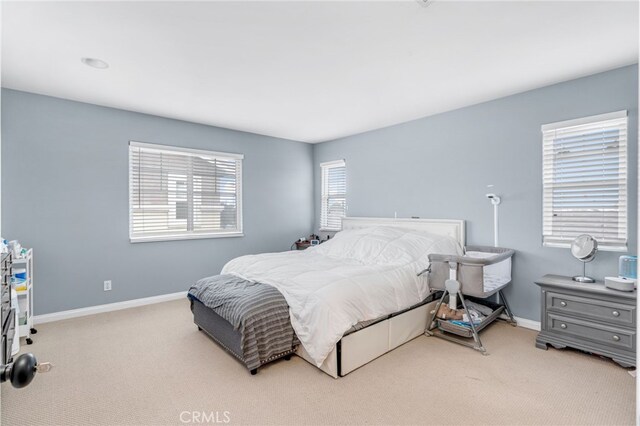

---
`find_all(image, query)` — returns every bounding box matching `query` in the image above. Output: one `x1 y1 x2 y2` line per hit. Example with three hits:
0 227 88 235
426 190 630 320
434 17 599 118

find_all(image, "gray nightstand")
535 275 636 367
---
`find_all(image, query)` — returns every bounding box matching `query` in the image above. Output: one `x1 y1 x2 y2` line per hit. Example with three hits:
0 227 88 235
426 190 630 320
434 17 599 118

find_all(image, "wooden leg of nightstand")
535 339 549 350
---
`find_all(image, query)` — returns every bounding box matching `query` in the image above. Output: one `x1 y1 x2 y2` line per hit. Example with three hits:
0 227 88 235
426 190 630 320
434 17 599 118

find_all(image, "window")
320 160 347 231
129 141 243 242
542 111 627 251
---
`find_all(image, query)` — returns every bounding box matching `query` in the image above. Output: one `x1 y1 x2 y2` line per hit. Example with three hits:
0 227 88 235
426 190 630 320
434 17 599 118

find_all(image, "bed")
188 217 465 378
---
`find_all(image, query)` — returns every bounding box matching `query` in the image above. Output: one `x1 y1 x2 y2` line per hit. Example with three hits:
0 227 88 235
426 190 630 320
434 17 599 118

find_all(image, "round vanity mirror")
571 234 598 283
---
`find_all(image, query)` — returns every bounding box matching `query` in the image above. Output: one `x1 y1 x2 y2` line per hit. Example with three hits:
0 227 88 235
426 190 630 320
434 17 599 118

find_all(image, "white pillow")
313 226 461 266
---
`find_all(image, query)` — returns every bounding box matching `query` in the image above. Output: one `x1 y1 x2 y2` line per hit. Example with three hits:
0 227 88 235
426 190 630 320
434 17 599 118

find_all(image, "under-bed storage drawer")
341 320 389 376
547 313 635 352
546 291 635 327
388 303 431 349
340 302 435 376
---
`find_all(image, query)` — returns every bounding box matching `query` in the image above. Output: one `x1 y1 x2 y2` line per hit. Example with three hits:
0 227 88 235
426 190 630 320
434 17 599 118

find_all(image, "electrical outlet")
104 280 112 291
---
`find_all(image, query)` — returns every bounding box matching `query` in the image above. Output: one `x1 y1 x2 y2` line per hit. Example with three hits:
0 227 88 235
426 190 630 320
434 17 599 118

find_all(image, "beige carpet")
1 299 635 425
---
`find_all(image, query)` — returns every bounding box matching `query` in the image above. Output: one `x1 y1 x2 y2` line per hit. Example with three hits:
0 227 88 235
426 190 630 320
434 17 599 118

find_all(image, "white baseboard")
33 291 542 332
34 291 188 325
513 316 541 331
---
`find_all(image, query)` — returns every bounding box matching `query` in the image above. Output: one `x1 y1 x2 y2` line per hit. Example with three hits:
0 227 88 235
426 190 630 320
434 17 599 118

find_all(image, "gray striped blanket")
188 274 299 370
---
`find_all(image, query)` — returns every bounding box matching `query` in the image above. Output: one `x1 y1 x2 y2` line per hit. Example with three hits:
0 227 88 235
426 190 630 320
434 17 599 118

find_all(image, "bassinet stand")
425 261 517 354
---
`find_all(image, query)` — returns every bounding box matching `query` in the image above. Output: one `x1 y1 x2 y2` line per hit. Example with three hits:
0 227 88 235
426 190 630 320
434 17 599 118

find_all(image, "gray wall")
313 64 638 321
2 65 637 320
1 89 314 315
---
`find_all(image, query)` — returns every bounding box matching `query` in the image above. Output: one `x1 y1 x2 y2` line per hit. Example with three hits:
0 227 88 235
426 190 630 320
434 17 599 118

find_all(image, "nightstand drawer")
547 313 635 351
546 291 635 327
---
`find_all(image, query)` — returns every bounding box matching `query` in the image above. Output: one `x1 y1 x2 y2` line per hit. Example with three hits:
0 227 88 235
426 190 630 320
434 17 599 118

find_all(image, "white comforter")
221 226 462 366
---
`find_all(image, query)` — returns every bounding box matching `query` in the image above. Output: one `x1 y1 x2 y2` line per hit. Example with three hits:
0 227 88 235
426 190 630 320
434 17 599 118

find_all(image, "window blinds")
320 160 347 231
129 141 243 242
542 111 627 251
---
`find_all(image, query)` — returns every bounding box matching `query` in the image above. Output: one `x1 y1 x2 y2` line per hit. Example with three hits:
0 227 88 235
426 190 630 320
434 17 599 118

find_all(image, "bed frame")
193 217 465 378
296 217 466 378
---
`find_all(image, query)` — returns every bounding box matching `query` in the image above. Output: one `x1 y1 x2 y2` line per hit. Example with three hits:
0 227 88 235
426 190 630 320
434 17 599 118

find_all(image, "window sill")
543 242 628 252
130 232 244 243
319 228 340 232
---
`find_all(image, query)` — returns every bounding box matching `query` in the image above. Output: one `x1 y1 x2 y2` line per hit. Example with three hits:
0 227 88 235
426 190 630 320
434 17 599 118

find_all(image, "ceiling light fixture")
81 57 109 69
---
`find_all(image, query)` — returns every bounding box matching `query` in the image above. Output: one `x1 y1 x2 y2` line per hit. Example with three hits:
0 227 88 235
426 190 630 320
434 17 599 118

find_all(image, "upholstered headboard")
340 217 466 248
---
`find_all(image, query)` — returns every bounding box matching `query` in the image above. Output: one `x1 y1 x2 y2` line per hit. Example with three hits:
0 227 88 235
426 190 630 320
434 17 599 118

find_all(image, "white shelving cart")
12 249 36 345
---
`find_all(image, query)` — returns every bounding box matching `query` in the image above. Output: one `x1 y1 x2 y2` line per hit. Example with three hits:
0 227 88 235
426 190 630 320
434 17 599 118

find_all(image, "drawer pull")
613 335 620 342
612 311 620 317
560 323 567 329
560 301 567 307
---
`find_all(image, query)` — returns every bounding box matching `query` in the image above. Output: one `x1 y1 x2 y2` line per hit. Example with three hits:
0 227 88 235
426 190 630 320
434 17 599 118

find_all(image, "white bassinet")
425 245 516 354
428 245 514 298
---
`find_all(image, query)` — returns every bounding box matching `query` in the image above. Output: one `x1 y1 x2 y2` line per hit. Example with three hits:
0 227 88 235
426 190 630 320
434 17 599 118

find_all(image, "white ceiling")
2 1 638 143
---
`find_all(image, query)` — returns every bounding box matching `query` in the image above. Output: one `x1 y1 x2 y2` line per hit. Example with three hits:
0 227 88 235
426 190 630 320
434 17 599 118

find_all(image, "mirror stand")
573 261 595 283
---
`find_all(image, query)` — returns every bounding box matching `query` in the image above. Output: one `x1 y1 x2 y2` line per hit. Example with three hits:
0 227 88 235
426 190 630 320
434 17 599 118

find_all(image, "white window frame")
541 111 628 251
129 141 244 243
320 159 347 231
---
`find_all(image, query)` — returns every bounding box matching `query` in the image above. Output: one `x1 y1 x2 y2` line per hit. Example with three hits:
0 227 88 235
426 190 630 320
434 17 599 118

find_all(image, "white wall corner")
513 316 541 331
